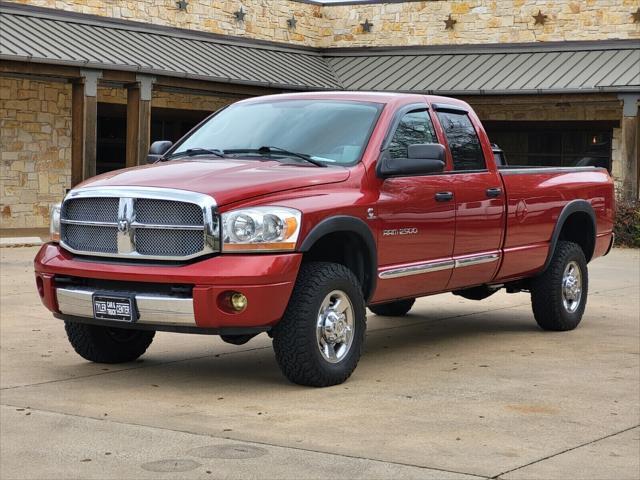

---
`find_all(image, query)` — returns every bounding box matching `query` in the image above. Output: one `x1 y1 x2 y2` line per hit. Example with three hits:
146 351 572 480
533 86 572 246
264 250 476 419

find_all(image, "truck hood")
77 159 350 206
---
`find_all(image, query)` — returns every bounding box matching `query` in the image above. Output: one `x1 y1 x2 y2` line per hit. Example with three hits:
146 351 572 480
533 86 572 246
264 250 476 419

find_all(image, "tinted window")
172 100 382 165
437 111 485 171
388 110 437 159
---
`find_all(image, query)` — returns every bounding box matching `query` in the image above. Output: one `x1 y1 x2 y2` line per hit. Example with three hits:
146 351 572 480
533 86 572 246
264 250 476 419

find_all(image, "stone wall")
98 87 235 111
321 0 640 48
7 0 324 46
7 0 639 48
0 76 72 229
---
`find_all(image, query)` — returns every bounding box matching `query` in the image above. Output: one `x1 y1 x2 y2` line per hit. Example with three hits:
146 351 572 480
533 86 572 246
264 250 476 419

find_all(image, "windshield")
171 99 383 165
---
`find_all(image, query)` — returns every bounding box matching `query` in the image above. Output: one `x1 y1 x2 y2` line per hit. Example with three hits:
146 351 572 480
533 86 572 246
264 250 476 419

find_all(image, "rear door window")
436 111 486 171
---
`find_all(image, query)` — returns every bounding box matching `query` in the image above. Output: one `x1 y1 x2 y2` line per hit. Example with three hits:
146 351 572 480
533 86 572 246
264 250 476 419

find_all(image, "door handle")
435 191 454 202
486 187 502 198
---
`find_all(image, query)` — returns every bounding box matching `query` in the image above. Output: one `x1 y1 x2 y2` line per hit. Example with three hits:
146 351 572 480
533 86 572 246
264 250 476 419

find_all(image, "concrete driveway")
1 246 638 480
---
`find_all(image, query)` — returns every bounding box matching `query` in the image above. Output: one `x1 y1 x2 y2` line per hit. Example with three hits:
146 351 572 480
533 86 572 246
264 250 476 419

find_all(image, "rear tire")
530 241 588 331
368 298 415 317
272 262 366 387
65 322 155 363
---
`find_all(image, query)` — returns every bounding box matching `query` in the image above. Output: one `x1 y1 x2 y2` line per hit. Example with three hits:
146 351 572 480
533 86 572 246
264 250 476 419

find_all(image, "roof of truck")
238 91 471 109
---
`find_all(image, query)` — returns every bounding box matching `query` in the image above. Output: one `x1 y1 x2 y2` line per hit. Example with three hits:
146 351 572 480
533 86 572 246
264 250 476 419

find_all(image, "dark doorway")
484 121 617 171
96 104 211 175
97 103 126 174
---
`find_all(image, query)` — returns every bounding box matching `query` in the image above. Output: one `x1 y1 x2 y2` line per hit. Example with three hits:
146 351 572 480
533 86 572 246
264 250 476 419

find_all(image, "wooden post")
618 94 639 201
126 75 154 167
71 70 100 185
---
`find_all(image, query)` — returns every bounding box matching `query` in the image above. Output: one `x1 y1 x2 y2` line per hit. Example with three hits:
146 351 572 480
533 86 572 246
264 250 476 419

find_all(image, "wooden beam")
619 94 639 201
71 70 100 185
154 76 280 97
71 82 85 186
126 75 153 167
0 60 80 78
126 85 141 168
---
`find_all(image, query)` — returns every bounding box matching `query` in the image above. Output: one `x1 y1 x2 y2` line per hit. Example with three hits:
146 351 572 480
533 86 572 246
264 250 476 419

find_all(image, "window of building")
484 121 614 171
436 111 486 171
388 109 437 159
95 104 209 174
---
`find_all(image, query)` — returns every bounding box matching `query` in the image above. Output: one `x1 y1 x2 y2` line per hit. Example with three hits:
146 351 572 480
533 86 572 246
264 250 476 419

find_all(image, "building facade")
1 0 639 229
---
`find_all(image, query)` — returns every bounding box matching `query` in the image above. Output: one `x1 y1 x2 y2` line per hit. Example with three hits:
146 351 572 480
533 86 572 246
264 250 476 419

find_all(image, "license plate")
93 293 137 323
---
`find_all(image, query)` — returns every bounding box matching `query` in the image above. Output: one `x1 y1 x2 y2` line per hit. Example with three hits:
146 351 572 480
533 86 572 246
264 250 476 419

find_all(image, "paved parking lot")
1 246 638 479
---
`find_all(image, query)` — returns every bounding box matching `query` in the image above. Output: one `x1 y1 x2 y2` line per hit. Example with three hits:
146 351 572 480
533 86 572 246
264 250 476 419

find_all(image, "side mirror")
147 140 173 164
377 143 446 178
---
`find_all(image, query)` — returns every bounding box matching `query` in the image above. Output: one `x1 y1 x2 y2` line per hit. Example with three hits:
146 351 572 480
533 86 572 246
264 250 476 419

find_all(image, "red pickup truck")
35 92 615 387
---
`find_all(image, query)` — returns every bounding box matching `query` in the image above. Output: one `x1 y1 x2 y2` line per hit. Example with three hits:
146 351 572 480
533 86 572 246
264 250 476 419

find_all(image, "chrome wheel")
316 290 355 364
562 260 582 313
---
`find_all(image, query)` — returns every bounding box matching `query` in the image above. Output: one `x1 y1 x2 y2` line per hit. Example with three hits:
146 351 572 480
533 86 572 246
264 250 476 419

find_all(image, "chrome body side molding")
379 259 455 279
378 252 500 279
454 253 500 268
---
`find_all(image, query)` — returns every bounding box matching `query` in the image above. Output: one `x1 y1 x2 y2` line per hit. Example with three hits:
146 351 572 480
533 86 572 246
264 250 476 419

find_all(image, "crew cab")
35 92 615 387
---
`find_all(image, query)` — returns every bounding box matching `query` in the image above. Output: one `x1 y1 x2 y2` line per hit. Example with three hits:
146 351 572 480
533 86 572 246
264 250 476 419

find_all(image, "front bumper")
34 243 302 331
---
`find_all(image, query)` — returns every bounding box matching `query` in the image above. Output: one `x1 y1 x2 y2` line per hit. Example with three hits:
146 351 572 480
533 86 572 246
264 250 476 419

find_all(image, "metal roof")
0 6 341 90
1 3 638 95
326 43 640 95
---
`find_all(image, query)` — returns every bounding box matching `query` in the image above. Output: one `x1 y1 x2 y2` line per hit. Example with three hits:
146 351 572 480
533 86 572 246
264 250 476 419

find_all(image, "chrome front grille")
59 187 219 261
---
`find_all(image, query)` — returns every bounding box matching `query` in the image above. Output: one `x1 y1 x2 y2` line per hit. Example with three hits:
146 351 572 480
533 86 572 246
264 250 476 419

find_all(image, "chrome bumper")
56 288 196 326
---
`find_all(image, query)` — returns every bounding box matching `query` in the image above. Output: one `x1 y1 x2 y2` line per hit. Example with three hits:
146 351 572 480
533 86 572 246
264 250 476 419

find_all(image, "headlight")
221 206 301 252
50 203 61 243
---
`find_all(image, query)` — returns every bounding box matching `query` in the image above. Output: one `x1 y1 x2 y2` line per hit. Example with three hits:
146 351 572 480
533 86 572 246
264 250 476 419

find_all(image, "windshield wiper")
166 148 226 160
226 146 327 167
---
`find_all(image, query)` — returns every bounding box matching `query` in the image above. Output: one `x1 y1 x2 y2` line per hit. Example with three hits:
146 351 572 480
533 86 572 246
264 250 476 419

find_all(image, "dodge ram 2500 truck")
35 92 615 387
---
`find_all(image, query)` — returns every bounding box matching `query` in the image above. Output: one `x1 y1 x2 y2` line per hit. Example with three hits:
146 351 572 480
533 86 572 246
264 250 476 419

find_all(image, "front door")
374 107 456 302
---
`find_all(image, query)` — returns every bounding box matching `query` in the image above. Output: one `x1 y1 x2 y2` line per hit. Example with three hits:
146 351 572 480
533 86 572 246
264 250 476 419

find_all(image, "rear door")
374 105 456 301
434 106 506 289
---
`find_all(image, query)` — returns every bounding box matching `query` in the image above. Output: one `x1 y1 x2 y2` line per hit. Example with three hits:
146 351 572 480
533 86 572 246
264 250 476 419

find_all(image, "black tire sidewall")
555 248 588 327
65 322 155 363
273 262 367 386
531 241 589 331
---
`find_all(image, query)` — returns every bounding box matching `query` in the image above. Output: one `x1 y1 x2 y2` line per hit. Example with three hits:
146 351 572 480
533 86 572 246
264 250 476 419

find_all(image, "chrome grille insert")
62 197 119 223
135 199 203 226
63 224 118 254
59 187 219 261
135 228 205 257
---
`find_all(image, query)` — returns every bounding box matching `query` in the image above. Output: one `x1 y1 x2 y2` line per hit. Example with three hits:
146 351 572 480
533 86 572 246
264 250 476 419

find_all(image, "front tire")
65 322 155 363
530 241 588 331
272 262 366 387
368 298 415 317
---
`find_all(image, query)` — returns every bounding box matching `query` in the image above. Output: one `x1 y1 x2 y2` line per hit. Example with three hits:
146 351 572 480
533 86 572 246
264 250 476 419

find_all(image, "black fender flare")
299 215 377 301
543 199 596 271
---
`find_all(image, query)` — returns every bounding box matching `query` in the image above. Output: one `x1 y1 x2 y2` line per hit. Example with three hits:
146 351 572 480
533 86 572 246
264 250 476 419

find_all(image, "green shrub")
614 200 640 248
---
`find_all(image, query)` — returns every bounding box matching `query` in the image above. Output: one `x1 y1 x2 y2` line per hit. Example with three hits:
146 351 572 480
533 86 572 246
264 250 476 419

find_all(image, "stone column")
126 75 154 167
618 94 639 201
71 70 101 185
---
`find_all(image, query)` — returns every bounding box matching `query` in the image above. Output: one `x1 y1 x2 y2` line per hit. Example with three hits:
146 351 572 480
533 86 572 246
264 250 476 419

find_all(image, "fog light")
230 292 248 312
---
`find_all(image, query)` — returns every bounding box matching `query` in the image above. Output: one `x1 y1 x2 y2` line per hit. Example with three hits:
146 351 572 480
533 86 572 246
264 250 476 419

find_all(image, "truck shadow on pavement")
90 310 545 389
